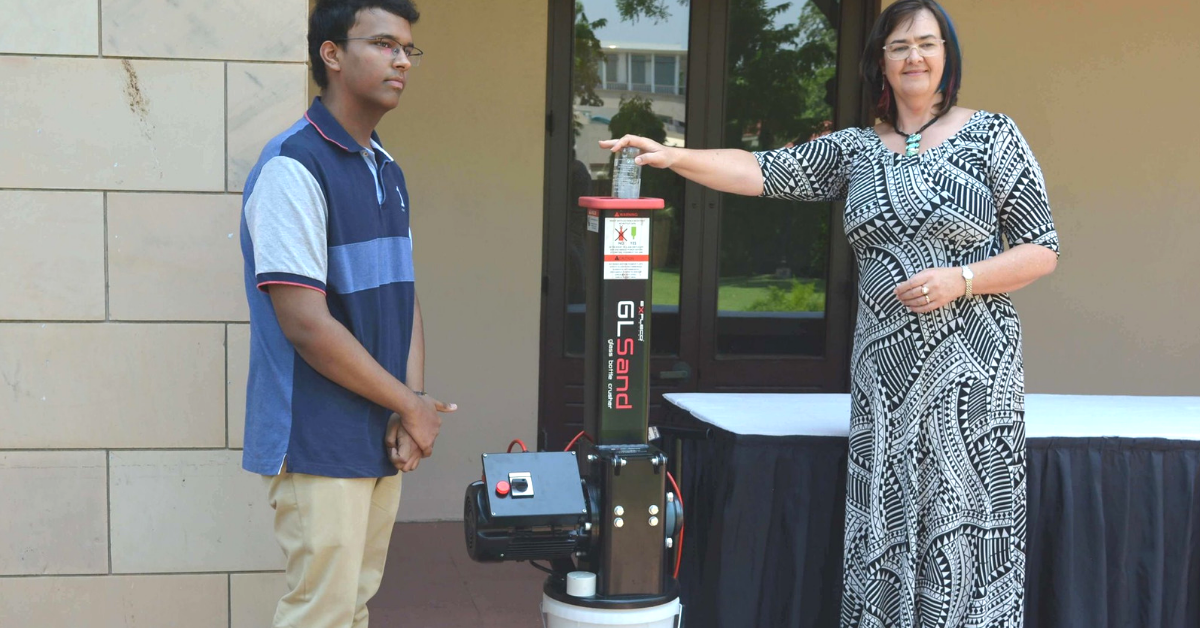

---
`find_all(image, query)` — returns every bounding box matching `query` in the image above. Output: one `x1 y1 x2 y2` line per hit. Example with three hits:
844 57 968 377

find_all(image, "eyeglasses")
882 39 944 61
336 37 423 66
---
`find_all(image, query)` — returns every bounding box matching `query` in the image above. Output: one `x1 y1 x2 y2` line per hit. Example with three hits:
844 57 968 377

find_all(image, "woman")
601 1 1059 625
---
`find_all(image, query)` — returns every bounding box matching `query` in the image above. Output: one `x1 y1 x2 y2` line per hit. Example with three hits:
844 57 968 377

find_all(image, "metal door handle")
655 361 691 380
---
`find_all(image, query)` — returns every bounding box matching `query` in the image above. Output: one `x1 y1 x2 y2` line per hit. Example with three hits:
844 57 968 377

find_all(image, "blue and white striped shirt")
240 97 415 478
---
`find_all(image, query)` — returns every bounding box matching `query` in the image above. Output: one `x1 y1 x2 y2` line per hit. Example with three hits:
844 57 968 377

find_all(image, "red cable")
506 439 528 453
563 430 593 452
667 470 684 579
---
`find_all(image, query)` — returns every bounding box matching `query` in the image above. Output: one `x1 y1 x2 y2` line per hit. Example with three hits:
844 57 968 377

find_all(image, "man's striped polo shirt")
239 97 414 478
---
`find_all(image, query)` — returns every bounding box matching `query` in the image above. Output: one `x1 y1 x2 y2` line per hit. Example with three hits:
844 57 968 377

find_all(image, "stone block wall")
0 2 311 625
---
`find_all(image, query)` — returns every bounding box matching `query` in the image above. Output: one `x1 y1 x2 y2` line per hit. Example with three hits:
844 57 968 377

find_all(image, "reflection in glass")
605 54 620 85
565 0 690 357
654 56 676 94
630 54 651 92
716 0 840 357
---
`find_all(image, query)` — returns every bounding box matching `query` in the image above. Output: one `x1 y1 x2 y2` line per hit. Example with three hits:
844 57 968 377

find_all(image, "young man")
239 1 455 626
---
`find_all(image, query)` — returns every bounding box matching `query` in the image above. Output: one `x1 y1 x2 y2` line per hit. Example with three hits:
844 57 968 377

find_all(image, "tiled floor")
369 521 547 627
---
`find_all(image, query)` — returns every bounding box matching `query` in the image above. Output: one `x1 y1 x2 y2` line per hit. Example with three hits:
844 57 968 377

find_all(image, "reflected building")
574 41 688 180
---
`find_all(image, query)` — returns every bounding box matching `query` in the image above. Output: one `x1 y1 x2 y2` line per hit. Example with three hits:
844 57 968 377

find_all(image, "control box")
480 452 588 528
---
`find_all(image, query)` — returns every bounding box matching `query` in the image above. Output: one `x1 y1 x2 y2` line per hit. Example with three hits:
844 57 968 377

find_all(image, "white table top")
663 393 1200 440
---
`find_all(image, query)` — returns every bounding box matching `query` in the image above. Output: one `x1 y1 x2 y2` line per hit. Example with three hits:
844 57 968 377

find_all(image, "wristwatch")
961 265 974 299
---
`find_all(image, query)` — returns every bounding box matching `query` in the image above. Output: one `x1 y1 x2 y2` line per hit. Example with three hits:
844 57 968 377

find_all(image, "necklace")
895 116 940 157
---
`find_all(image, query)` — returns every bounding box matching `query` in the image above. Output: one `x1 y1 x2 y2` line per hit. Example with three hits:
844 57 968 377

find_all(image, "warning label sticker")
603 217 650 280
587 208 599 233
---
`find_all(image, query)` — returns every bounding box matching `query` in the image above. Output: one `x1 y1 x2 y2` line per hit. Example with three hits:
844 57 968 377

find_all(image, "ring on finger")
924 295 931 305
921 285 929 295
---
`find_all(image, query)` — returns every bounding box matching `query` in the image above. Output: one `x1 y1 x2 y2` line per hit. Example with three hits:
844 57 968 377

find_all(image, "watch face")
963 266 974 279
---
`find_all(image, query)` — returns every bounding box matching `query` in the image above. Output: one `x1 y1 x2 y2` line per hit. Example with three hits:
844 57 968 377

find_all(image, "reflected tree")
720 0 839 287
725 0 838 150
615 0 689 23
608 95 668 144
573 2 608 136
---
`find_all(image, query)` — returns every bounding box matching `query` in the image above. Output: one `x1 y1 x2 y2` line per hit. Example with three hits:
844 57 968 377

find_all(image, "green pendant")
904 133 921 157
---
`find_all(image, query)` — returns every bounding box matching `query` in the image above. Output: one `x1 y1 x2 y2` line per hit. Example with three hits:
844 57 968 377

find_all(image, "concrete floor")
369 521 548 627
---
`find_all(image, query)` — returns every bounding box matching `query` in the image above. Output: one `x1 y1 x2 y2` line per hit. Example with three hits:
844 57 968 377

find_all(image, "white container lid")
566 571 597 597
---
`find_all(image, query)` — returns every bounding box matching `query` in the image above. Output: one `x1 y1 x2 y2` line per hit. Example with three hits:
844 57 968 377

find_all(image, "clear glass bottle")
612 146 642 199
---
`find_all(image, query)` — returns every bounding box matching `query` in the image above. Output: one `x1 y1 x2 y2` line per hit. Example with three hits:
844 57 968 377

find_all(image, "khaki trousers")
264 464 403 628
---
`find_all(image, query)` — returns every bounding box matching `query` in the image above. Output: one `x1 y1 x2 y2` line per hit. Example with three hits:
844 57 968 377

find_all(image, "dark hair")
860 0 962 126
308 0 421 89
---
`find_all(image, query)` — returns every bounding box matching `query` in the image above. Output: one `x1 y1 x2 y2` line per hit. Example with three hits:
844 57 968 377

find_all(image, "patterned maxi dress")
755 111 1060 628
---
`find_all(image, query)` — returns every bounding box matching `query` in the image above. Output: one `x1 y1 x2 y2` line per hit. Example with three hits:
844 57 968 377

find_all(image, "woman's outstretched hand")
600 135 676 169
601 134 764 196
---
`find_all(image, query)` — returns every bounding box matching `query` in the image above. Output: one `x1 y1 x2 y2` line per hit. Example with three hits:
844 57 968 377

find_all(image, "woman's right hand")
601 134 764 197
600 135 676 169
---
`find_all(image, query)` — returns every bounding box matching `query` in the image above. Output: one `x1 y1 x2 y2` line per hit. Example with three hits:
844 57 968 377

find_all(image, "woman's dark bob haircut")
861 0 962 127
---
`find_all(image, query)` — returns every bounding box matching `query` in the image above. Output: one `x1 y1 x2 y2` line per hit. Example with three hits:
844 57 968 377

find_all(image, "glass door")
695 0 858 392
539 0 873 448
540 0 702 449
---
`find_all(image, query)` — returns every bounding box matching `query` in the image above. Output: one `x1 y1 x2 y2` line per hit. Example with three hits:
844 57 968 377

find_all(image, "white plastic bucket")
541 594 681 628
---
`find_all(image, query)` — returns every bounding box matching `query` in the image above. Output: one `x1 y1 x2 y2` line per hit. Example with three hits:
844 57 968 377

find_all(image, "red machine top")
577 196 666 210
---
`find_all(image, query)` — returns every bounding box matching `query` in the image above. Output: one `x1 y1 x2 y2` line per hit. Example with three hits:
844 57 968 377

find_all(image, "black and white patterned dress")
755 111 1059 628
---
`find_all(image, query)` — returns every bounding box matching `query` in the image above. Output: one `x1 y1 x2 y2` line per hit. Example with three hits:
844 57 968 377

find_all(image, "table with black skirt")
661 393 1200 628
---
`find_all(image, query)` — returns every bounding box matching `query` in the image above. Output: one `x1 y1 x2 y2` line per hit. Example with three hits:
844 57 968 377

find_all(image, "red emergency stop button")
495 480 511 497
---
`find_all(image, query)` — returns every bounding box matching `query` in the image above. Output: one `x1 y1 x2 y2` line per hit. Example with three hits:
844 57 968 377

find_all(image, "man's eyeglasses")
882 39 944 61
336 37 423 66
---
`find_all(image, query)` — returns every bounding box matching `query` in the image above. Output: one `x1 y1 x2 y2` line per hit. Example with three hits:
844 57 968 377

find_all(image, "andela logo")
396 186 406 211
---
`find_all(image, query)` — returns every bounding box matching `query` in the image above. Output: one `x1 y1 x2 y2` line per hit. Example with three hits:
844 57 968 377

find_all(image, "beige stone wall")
897 0 1200 394
0 0 305 624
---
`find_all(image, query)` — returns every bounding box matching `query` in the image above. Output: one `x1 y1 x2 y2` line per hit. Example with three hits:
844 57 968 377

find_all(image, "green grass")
651 268 826 312
652 269 682 307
